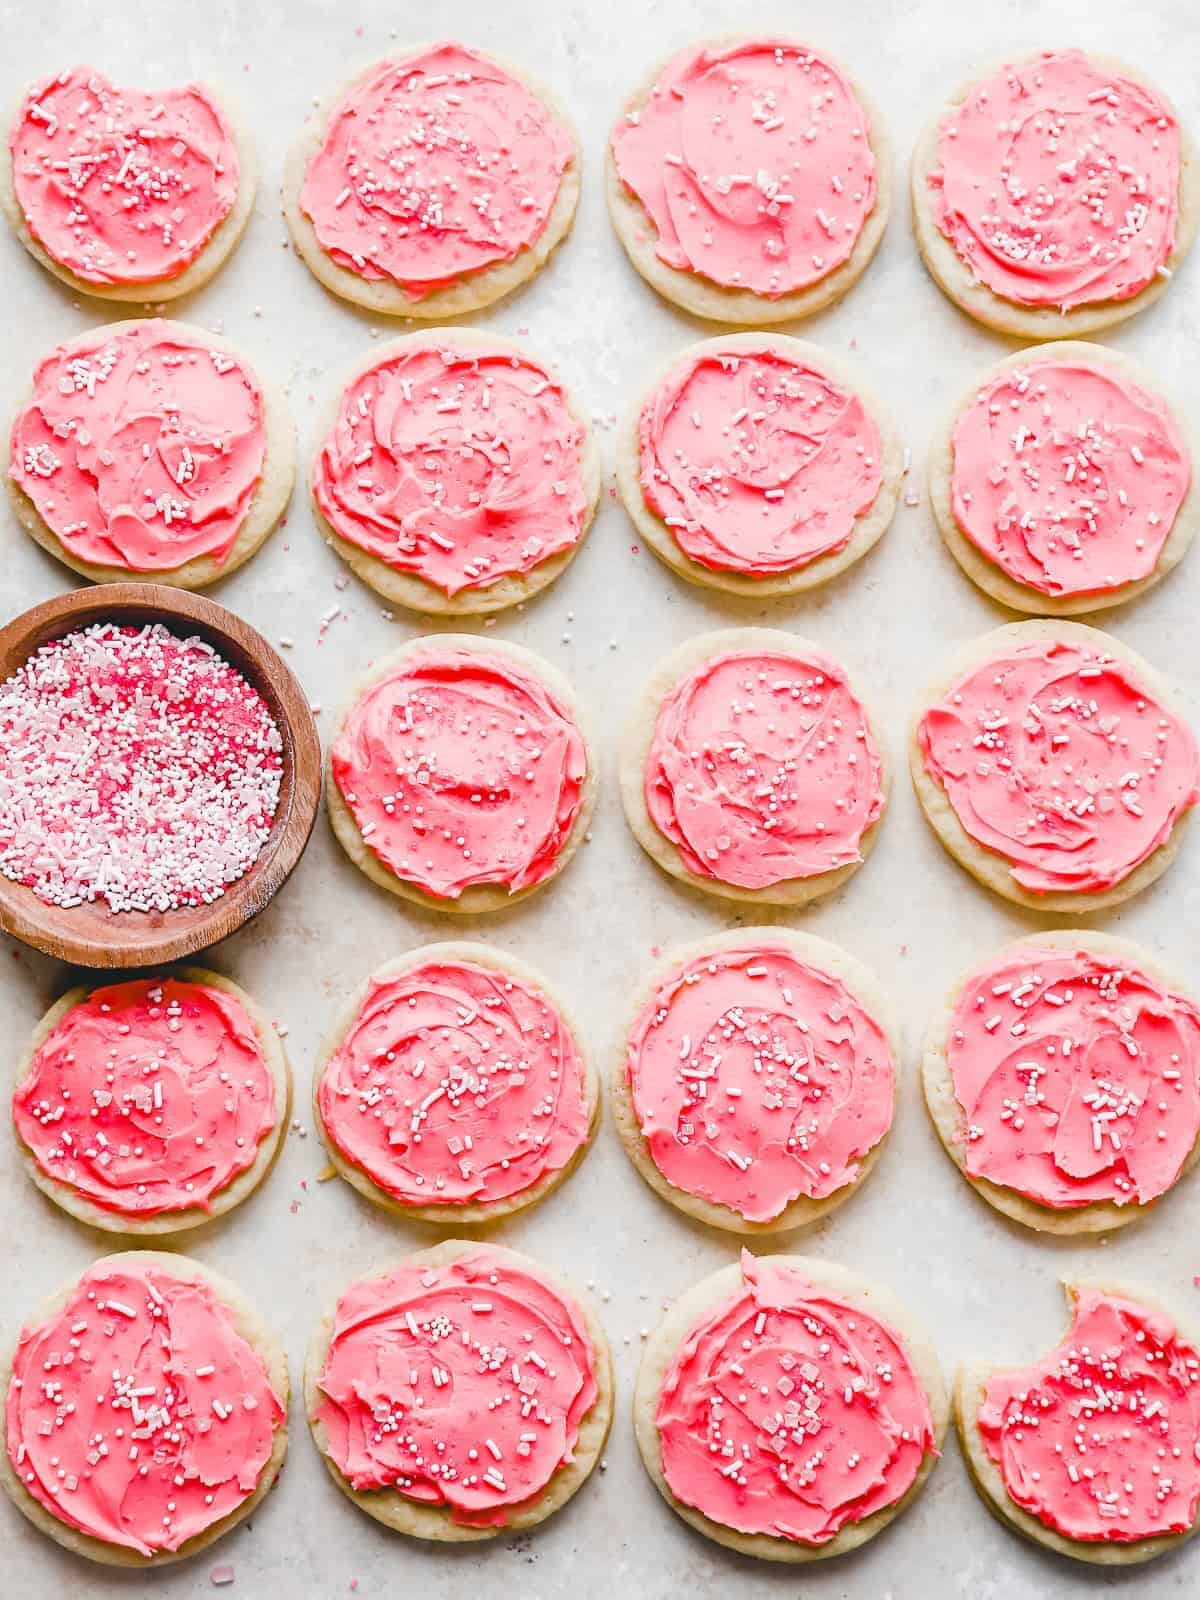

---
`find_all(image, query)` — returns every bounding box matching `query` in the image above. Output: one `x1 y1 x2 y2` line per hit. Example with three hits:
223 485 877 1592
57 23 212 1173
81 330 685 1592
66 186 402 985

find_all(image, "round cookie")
5 319 295 589
1 71 256 303
617 334 903 598
305 1239 613 1540
911 50 1200 339
620 628 890 908
923 930 1200 1235
313 941 599 1224
0 1250 288 1567
327 633 596 915
283 44 580 318
612 927 899 1234
607 35 891 324
956 1278 1200 1565
909 619 1198 914
929 342 1200 616
310 329 601 615
10 968 291 1235
635 1252 948 1561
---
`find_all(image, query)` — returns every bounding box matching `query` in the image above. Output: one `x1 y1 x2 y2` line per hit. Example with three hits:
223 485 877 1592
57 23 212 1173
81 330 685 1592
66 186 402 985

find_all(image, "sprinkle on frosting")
0 622 282 913
645 644 884 890
928 51 1181 311
315 1249 599 1527
978 1288 1200 1542
10 321 268 573
612 39 877 298
626 942 894 1222
318 957 589 1208
5 1260 283 1555
950 356 1190 598
917 635 1199 896
639 343 884 577
332 647 587 901
13 978 277 1219
299 44 574 299
10 67 239 286
314 339 588 596
656 1252 935 1542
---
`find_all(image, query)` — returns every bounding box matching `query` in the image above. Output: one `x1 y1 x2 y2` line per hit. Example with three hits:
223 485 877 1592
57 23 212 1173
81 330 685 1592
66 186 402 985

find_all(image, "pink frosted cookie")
2 66 254 299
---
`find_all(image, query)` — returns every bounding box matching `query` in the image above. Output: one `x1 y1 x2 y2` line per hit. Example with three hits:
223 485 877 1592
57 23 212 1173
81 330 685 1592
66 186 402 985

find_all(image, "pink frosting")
10 321 268 573
10 67 239 286
946 945 1200 1210
917 635 1199 895
317 957 589 1208
657 1252 936 1543
626 943 894 1222
299 44 574 299
331 647 588 901
950 357 1190 597
928 51 1181 310
13 977 276 1219
639 344 884 576
978 1289 1200 1542
315 1249 599 1526
5 1260 283 1556
611 39 877 298
314 338 588 597
645 645 884 889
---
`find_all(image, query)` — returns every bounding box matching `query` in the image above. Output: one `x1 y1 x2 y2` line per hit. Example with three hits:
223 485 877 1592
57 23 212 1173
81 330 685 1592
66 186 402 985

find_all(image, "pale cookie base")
923 929 1200 1235
606 34 892 325
908 618 1194 914
0 84 257 304
327 633 597 915
616 333 903 598
305 1239 613 1541
911 51 1200 339
612 927 900 1234
314 941 599 1223
0 1249 288 1567
619 627 890 908
3 319 295 590
929 342 1200 616
10 967 292 1236
311 329 601 615
956 1276 1200 1565
635 1254 948 1561
283 46 580 318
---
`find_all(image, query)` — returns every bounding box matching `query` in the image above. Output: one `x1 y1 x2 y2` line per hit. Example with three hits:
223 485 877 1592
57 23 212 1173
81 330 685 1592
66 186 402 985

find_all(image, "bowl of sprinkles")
0 583 321 966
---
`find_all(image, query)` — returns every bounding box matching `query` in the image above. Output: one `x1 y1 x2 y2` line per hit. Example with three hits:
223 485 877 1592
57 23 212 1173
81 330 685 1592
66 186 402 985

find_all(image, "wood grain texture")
0 584 321 967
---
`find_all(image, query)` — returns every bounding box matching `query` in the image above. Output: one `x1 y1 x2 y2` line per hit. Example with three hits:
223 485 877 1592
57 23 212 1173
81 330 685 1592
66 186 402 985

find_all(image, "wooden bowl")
0 584 322 967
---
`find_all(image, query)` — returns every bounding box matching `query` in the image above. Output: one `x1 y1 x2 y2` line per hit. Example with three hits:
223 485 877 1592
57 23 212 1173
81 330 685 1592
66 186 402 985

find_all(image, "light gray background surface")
2 1 1199 1595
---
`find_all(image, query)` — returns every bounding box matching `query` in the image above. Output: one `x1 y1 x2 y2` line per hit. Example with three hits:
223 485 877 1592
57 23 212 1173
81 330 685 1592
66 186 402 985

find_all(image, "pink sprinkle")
210 1566 235 1588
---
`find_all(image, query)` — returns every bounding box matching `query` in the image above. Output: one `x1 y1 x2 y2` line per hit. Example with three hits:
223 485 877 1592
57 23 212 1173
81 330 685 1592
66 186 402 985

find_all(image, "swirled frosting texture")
318 958 589 1207
928 51 1181 310
13 978 277 1218
299 44 574 298
10 321 267 572
978 1289 1200 1542
5 1260 283 1555
947 946 1200 1209
332 648 588 901
657 1252 935 1542
645 646 884 889
917 637 1199 895
315 1249 599 1526
10 67 239 286
612 40 877 298
950 358 1190 597
639 345 884 576
314 339 588 596
627 944 894 1221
